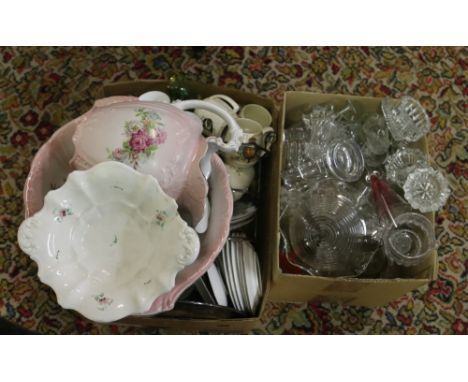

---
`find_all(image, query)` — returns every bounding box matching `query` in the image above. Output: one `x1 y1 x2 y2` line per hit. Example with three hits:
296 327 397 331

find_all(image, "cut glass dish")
403 167 450 213
385 147 430 187
381 96 430 142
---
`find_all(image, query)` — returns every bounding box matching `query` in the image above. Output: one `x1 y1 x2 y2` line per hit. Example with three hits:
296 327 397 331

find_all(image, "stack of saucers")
217 237 262 314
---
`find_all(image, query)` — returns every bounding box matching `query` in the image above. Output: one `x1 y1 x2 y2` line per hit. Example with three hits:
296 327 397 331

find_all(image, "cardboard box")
100 82 437 331
268 91 437 307
101 80 279 332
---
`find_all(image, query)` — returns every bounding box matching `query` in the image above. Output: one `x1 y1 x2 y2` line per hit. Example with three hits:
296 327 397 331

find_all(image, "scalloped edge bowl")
21 110 233 321
18 161 200 322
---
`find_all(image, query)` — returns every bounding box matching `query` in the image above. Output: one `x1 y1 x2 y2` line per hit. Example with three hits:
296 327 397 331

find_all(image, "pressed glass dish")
325 138 365 182
385 147 429 187
403 167 450 213
282 179 379 277
381 96 430 142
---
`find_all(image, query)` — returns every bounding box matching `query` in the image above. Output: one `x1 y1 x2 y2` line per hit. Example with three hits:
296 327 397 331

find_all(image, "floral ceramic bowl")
70 96 241 227
18 161 200 323
22 117 233 319
23 96 135 218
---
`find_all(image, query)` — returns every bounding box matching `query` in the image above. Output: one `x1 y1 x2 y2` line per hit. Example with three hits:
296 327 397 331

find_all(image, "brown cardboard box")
268 91 438 307
100 82 437 331
101 80 279 332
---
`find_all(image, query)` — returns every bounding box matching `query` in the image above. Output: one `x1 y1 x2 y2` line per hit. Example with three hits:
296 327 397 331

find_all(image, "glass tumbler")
282 125 327 190
382 212 436 267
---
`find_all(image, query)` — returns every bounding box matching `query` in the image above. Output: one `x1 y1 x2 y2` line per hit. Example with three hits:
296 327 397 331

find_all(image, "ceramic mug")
222 118 275 168
239 104 272 128
225 163 255 193
195 94 240 137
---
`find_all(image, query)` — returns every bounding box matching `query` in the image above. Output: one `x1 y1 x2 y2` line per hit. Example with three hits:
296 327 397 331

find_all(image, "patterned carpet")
0 47 466 334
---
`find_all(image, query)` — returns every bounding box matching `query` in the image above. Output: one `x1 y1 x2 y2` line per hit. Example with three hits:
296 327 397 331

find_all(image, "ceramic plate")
207 263 228 306
18 161 200 322
157 301 246 319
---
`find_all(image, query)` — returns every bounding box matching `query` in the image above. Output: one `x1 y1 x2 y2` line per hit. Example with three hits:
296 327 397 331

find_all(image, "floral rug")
0 47 466 334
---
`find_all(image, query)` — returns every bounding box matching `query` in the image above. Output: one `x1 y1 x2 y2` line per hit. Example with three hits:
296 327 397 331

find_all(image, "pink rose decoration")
112 148 123 160
129 129 151 152
107 109 167 167
154 129 167 145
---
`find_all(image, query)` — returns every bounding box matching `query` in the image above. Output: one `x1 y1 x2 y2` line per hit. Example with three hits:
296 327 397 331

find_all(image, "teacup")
239 104 273 128
195 94 240 137
222 118 275 168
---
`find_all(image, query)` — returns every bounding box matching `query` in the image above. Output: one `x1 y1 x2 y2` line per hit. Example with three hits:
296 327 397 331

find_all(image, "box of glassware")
269 91 440 307
100 79 279 332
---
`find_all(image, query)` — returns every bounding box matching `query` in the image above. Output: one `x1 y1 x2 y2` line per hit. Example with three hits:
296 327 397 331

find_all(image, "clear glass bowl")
383 212 436 267
385 147 429 187
282 179 380 277
381 96 430 142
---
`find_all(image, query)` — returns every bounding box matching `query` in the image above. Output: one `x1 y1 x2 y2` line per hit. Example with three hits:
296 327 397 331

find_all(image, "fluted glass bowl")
282 179 380 277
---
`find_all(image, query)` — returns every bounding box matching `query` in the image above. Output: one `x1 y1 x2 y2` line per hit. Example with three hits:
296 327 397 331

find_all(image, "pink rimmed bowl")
22 107 233 320
69 96 241 227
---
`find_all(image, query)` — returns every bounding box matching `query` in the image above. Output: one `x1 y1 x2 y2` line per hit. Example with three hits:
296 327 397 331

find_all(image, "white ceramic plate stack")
206 264 229 306
217 237 262 314
230 201 257 231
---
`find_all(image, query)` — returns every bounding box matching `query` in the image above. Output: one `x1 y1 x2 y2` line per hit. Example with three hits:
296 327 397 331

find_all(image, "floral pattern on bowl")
70 98 210 226
107 107 168 168
17 161 200 323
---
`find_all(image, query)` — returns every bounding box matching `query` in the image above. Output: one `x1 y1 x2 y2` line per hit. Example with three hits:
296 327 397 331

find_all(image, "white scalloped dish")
17 161 200 323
